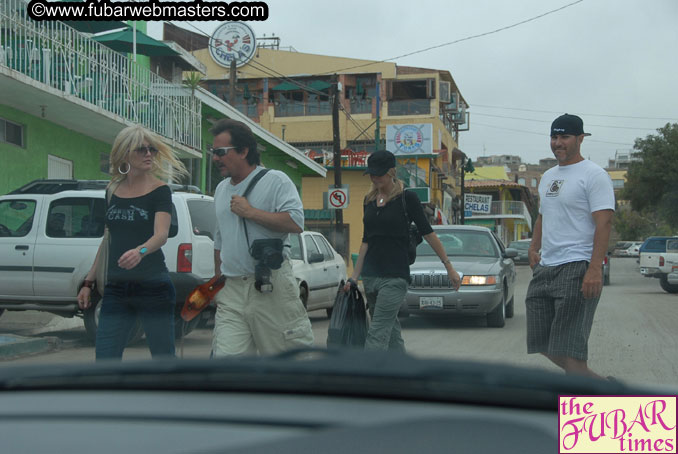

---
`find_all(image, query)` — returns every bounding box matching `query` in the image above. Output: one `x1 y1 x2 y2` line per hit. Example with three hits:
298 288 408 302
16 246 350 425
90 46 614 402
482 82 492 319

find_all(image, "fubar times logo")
559 396 676 453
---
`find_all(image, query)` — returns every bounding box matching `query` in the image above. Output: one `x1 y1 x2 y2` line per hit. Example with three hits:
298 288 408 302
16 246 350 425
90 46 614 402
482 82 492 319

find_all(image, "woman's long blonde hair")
364 168 404 204
109 124 189 185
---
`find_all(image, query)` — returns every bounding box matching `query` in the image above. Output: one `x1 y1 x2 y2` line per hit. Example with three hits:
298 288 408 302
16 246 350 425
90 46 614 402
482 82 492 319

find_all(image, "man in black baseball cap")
550 113 591 137
364 150 396 176
548 114 592 166
525 112 615 381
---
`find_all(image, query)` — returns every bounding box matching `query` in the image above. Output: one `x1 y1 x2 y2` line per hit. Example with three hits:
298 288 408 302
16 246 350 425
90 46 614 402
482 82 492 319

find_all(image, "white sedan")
289 231 347 317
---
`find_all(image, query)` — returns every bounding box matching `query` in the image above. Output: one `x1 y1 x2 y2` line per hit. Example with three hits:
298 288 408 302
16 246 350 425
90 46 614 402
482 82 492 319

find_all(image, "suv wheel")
83 296 144 345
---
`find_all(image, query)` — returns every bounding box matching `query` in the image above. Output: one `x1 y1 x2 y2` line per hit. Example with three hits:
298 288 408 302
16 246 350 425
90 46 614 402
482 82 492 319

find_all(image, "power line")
175 20 330 98
316 0 585 75
473 112 658 131
473 104 678 122
172 20 378 144
472 122 634 146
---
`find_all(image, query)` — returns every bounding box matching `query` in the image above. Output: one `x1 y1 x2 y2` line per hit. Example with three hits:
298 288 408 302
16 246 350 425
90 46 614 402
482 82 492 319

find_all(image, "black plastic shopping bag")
327 285 368 348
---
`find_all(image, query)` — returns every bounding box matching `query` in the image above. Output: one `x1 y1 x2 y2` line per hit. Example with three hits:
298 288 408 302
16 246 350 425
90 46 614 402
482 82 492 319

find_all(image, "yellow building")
607 169 628 207
463 166 536 245
182 27 469 271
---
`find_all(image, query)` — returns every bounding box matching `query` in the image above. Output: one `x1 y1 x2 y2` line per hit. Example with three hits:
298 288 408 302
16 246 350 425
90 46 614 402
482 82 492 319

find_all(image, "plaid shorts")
525 261 600 361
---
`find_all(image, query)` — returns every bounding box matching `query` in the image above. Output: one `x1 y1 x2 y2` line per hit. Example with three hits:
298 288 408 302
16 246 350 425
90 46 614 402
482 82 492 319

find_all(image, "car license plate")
420 296 443 310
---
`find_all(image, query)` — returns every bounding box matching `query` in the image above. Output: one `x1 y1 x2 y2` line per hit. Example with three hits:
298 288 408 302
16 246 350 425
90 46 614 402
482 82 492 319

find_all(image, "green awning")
93 27 179 57
271 80 331 92
308 80 331 91
271 81 304 91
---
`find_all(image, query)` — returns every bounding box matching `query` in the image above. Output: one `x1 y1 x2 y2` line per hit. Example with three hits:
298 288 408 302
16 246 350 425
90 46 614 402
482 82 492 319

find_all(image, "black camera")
249 239 284 293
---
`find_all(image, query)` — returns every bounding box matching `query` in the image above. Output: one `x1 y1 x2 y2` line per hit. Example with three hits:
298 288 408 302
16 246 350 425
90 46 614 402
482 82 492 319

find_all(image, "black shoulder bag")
402 191 423 265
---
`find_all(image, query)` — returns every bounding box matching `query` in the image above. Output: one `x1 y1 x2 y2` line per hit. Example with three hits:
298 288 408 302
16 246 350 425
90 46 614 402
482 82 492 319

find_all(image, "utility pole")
460 156 466 225
375 81 381 151
331 74 343 234
229 59 237 105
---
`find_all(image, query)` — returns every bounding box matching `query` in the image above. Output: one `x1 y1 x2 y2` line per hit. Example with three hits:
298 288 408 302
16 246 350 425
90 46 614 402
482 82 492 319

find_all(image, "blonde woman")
344 150 461 352
77 124 188 360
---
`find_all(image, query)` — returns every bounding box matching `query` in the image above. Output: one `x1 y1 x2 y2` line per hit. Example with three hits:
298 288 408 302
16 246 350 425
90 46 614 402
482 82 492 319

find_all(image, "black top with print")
361 190 433 280
105 185 172 281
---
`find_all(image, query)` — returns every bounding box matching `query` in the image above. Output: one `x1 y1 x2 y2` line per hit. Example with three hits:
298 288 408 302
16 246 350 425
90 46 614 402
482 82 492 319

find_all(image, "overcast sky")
148 0 678 168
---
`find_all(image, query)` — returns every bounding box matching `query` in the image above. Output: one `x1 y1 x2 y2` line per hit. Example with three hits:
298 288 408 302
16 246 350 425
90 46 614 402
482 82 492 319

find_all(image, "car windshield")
508 241 530 250
417 230 498 258
1 2 678 450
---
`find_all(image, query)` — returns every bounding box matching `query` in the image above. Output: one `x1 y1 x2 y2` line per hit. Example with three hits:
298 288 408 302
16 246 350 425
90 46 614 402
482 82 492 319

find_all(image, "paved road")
3 258 677 387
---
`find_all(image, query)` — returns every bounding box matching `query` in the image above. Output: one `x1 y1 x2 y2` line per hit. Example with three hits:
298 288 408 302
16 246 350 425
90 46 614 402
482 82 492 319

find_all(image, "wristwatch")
138 247 148 256
82 280 95 290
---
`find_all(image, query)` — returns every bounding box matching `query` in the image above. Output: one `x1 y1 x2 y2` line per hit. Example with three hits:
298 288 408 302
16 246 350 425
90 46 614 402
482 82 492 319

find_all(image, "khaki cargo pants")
212 260 314 357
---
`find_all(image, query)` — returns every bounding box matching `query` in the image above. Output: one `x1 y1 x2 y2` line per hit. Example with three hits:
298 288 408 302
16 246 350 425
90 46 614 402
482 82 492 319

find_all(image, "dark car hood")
0 348 656 410
412 256 500 276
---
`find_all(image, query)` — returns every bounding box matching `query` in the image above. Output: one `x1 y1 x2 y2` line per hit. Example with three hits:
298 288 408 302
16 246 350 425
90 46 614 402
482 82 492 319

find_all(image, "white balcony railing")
0 0 200 149
469 201 532 227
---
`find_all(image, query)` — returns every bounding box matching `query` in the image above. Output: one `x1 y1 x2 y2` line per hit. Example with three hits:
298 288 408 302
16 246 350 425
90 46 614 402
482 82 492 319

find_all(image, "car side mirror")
504 248 518 259
309 253 324 264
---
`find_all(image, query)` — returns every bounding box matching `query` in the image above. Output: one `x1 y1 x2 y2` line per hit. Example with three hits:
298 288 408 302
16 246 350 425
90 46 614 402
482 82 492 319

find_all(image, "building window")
531 178 537 187
0 118 25 147
387 79 433 116
612 179 625 189
346 75 376 114
518 178 526 186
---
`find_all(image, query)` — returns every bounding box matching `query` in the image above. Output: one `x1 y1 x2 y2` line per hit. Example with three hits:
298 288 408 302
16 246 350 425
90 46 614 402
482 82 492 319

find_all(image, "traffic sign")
328 186 349 209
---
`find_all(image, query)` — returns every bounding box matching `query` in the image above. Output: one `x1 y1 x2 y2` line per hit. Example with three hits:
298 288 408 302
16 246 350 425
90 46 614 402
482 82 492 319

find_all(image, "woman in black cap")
343 150 461 352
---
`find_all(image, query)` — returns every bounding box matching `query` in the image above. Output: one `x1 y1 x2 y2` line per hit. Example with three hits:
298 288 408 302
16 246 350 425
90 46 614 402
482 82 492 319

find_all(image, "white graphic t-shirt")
539 159 615 266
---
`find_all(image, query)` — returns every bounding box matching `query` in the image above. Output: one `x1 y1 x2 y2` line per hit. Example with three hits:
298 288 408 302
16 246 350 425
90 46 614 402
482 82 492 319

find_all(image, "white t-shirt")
538 159 615 266
214 167 304 276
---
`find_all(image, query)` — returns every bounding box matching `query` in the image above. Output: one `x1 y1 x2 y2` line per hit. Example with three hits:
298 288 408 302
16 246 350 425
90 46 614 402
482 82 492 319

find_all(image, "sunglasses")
134 146 159 156
210 146 237 157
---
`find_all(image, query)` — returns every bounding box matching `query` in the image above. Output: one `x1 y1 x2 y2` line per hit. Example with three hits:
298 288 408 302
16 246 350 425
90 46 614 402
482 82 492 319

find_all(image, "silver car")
402 226 518 327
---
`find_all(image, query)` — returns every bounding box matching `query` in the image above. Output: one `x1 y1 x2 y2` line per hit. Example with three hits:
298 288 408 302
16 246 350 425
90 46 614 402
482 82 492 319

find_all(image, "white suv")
0 179 215 341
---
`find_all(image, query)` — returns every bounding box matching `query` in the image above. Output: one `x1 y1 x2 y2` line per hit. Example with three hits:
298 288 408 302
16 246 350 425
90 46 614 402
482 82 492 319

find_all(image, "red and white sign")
328 187 349 209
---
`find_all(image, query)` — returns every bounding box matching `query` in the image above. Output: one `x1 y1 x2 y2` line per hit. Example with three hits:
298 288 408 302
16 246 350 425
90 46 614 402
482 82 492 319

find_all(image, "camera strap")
240 168 271 249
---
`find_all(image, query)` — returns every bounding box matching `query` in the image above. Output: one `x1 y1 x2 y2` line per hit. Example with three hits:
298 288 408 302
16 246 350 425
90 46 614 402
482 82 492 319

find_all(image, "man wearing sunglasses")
209 119 314 357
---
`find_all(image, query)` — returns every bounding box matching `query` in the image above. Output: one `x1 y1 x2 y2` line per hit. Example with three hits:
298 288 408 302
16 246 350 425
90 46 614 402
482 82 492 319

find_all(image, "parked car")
401 226 517 327
612 241 634 257
660 239 678 293
288 231 347 317
668 266 678 286
639 236 678 293
624 242 643 257
602 252 611 286
0 179 215 341
507 239 530 265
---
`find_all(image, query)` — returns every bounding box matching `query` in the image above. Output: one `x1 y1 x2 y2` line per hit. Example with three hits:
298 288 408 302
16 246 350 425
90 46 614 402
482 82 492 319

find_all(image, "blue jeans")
96 274 176 360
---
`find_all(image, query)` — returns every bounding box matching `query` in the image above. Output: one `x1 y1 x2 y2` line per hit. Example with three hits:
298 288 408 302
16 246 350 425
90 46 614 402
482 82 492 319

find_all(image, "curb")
0 335 61 360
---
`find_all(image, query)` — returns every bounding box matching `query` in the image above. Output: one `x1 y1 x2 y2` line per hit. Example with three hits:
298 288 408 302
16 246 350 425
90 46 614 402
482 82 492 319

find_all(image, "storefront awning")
271 81 304 91
271 80 331 92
